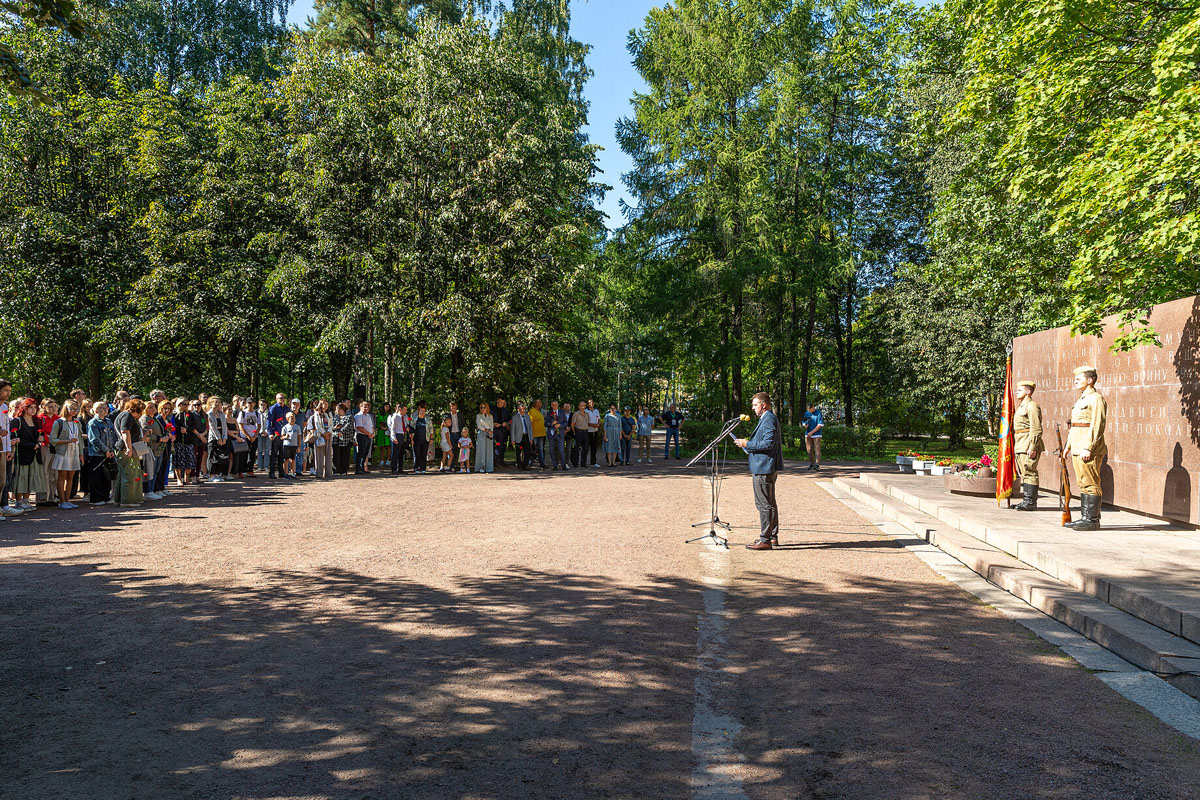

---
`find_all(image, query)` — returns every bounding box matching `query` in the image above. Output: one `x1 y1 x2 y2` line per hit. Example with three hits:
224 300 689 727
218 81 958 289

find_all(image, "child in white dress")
439 414 453 472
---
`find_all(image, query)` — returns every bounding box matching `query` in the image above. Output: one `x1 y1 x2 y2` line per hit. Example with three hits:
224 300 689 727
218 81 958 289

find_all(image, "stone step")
856 472 1200 647
830 476 1200 700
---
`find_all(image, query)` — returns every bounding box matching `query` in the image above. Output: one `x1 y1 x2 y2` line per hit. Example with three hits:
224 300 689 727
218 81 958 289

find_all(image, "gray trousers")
753 472 779 541
313 441 332 478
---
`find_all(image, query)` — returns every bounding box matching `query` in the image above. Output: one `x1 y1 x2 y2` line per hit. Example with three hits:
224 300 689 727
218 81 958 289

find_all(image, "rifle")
1055 423 1071 526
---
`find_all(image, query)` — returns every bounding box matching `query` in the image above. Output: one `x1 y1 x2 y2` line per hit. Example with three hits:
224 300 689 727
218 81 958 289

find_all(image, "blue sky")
286 0 658 228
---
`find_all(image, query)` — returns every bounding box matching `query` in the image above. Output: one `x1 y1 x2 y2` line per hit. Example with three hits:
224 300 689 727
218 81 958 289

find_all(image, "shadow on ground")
1 563 698 800
4 552 1200 799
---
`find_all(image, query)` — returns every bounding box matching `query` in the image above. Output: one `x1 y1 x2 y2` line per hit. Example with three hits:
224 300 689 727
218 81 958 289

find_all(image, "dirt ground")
2 458 1199 799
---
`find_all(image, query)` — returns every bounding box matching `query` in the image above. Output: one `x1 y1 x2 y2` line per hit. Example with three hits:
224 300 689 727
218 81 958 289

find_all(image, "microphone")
740 414 751 422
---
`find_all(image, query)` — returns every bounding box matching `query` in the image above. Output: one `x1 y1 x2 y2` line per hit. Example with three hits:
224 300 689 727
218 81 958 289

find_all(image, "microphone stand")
684 417 744 548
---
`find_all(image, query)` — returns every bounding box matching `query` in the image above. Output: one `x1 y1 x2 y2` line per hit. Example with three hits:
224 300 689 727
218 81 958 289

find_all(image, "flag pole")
997 342 1016 507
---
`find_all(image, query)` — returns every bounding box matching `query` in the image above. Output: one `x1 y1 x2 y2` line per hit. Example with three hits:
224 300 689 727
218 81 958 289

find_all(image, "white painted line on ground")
818 480 1200 742
691 541 749 800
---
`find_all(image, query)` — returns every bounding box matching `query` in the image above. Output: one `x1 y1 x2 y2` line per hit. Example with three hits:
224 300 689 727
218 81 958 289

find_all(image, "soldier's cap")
1017 380 1036 389
1073 365 1097 375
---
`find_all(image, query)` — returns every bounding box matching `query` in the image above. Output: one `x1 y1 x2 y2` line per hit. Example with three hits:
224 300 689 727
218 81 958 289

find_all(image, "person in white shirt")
354 401 375 474
585 399 601 467
388 403 411 474
281 413 300 475
306 399 333 478
0 380 18 517
237 399 260 475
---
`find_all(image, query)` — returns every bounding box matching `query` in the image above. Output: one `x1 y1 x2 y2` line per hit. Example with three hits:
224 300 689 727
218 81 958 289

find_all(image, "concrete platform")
830 473 1200 700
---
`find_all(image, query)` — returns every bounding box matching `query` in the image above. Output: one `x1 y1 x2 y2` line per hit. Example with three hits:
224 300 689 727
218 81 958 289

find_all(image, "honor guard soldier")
1012 380 1043 511
1063 365 1107 531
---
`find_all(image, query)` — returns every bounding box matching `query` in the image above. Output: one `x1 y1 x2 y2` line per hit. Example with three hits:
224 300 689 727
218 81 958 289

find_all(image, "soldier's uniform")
1067 366 1107 530
1012 380 1043 510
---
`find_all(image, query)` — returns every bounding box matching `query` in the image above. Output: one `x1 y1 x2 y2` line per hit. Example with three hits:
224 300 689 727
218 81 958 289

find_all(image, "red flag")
996 349 1016 504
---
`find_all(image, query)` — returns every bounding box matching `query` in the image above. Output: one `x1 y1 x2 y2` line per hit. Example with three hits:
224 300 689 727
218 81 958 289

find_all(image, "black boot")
1013 483 1038 511
1069 494 1101 531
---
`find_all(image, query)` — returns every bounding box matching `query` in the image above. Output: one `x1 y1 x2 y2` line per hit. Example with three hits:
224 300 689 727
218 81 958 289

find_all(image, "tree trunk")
365 326 374 403
787 267 798 425
720 323 730 420
221 341 241 396
798 292 818 406
829 282 855 428
843 286 854 427
450 347 465 402
329 350 351 403
89 345 102 399
731 286 744 416
948 406 967 450
382 344 391 405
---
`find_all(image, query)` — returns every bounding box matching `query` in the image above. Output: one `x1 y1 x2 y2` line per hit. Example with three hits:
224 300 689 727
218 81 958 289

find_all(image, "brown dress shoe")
746 539 773 551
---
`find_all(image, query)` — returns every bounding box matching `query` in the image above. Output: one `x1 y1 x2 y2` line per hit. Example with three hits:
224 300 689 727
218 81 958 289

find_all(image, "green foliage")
608 0 919 427
682 420 885 461
276 23 600 401
957 1 1200 349
0 1 602 403
1 0 94 99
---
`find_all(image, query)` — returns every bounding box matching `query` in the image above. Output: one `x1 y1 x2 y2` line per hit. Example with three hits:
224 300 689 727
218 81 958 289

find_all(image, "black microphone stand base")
685 529 729 548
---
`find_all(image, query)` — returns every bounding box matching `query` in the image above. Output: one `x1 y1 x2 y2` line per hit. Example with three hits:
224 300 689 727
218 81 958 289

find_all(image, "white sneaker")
59 501 78 509
637 458 642 463
146 492 163 500
17 500 34 510
648 459 654 464
93 500 107 506
0 505 23 516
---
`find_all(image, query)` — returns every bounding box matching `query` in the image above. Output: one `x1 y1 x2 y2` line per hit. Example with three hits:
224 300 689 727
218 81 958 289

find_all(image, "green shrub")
682 421 885 461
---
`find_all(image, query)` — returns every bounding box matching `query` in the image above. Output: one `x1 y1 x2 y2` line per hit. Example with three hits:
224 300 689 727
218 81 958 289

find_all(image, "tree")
276 23 601 401
1 0 93 98
957 1 1200 349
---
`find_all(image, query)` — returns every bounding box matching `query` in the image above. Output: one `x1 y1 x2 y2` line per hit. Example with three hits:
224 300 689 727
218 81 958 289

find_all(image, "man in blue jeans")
267 393 290 479
736 391 783 551
662 404 684 459
802 402 824 471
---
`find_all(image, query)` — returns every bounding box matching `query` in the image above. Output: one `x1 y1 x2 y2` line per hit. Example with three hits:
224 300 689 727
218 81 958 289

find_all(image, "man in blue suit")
735 391 783 551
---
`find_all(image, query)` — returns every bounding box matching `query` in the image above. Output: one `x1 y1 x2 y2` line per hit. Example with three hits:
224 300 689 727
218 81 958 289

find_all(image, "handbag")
101 456 118 480
231 439 249 454
50 418 64 455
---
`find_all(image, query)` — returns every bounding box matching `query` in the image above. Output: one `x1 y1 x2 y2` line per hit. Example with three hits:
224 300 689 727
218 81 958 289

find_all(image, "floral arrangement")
954 452 996 477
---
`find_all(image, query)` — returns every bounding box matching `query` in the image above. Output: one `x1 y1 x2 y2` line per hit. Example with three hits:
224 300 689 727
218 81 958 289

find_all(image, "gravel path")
2 461 1197 799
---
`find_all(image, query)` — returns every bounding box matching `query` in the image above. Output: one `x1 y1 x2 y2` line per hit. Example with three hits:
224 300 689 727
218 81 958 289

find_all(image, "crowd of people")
0 379 689 515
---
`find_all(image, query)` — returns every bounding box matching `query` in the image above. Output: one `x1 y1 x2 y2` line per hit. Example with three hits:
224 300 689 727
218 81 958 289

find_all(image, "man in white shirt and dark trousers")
354 401 375 474
585 399 601 467
388 404 411 474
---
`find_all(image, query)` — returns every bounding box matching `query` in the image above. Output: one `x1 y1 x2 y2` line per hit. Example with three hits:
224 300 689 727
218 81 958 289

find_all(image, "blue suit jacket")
745 409 782 475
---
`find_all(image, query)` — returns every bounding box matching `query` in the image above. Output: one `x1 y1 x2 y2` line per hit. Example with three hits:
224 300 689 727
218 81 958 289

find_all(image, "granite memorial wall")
1013 294 1200 525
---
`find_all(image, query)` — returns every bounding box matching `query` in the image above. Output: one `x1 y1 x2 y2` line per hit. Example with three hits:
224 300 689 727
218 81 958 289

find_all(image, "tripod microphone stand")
685 417 744 548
